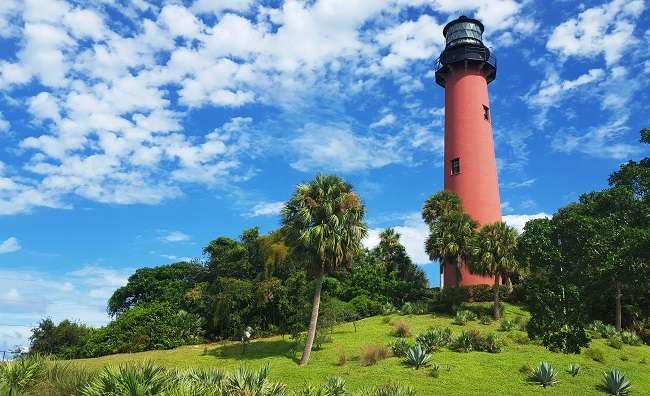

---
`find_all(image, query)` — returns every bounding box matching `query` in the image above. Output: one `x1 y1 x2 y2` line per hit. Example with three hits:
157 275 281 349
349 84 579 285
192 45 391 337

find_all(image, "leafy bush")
453 310 477 325
519 364 532 375
400 302 428 315
28 318 93 359
322 376 347 396
349 295 384 318
430 363 441 378
509 332 530 345
586 347 606 363
389 339 412 357
415 327 452 353
480 315 493 325
392 321 411 337
608 336 624 350
601 369 632 396
620 331 642 346
336 348 347 366
529 362 558 388
360 344 390 366
588 321 618 339
82 361 173 396
499 319 517 332
567 363 581 377
404 344 431 369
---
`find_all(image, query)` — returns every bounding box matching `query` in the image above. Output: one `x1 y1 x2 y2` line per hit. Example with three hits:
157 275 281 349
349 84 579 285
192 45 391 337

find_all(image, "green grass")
74 304 650 395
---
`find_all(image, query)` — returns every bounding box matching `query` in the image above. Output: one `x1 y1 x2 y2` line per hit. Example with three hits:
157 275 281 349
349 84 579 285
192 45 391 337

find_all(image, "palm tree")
281 174 367 366
470 222 520 320
425 211 478 285
422 191 463 227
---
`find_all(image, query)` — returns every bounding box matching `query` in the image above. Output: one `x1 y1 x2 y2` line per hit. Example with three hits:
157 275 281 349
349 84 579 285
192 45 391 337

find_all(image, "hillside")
75 304 650 395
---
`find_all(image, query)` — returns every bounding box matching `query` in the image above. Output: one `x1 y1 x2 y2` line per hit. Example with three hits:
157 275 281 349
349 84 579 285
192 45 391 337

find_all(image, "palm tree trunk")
300 270 324 366
493 274 501 320
615 281 622 332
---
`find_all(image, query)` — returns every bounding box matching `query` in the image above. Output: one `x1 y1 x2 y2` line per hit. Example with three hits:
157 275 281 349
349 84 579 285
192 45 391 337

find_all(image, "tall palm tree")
422 191 463 227
470 222 520 320
425 211 478 284
281 174 367 366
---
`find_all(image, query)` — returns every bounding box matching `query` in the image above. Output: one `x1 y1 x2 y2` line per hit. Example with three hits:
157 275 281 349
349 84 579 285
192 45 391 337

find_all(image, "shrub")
601 369 631 396
430 363 441 378
336 348 347 366
529 362 558 388
608 337 624 350
567 363 581 377
589 321 618 339
381 316 392 324
36 360 95 396
499 319 517 332
519 364 532 375
389 339 412 357
400 302 415 315
382 303 399 316
323 376 347 396
349 295 384 318
415 327 452 353
480 315 493 325
28 318 93 359
360 344 390 366
404 344 431 369
82 361 173 396
620 331 642 346
640 357 647 365
620 355 629 362
439 286 470 312
453 310 477 325
509 332 530 345
586 347 606 363
82 303 204 357
366 384 417 396
514 316 528 331
392 321 411 337
452 330 480 352
483 332 505 353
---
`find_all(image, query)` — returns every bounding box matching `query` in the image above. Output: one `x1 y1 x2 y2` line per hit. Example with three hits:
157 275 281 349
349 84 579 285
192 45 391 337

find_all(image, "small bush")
336 348 347 366
529 362 558 388
389 339 412 357
509 332 530 345
0 355 46 395
586 347 606 363
415 327 452 353
499 319 517 332
519 364 532 375
588 321 617 339
620 355 629 362
620 331 642 346
430 363 441 378
608 337 624 350
483 332 505 353
382 303 399 315
479 315 493 325
360 344 390 366
381 316 392 324
400 302 416 315
601 369 631 396
453 310 477 325
640 357 647 365
514 316 528 331
323 376 347 396
403 344 431 369
567 363 580 377
392 321 411 338
452 330 480 352
350 295 384 318
367 384 417 396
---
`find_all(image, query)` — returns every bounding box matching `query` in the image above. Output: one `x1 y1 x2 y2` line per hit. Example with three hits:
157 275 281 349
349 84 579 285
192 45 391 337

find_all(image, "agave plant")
415 327 452 353
620 331 642 346
403 344 431 369
82 361 173 396
453 310 476 325
529 362 558 388
322 377 346 396
221 365 286 396
601 369 632 396
567 363 581 377
0 355 46 396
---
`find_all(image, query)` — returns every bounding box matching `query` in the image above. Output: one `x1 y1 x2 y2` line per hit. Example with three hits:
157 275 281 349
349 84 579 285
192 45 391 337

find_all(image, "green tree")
422 191 462 227
281 174 367 366
425 211 478 284
28 319 92 359
470 222 519 320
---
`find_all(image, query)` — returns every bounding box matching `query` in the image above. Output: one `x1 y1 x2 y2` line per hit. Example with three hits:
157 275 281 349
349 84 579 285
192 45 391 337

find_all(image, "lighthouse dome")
443 16 484 48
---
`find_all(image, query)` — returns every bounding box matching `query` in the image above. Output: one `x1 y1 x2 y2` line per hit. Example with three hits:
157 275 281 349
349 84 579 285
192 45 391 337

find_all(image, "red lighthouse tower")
435 16 501 288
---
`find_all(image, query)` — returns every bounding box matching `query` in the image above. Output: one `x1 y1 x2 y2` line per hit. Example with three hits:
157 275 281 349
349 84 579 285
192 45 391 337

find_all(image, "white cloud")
192 0 255 14
370 113 396 128
365 213 430 264
63 8 106 39
159 231 190 243
0 112 9 132
248 201 285 217
502 212 550 233
547 0 645 65
527 68 605 109
0 236 21 253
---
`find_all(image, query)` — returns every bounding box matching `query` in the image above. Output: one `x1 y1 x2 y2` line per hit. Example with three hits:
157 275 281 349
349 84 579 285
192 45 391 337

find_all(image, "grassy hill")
75 304 650 395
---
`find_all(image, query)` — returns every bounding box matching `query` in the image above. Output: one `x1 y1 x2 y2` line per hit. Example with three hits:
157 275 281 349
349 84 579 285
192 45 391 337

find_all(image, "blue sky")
0 0 649 350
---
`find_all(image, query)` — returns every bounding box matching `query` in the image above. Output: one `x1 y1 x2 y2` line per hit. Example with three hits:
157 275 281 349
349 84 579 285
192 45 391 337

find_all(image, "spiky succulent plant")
567 363 581 377
601 369 631 396
403 344 431 369
529 362 558 388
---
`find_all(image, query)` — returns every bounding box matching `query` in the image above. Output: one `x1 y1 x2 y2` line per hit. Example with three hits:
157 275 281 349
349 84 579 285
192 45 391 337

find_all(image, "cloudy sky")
0 0 648 350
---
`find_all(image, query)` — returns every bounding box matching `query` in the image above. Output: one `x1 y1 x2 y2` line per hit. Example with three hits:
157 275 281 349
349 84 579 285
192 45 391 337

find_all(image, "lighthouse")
435 16 501 287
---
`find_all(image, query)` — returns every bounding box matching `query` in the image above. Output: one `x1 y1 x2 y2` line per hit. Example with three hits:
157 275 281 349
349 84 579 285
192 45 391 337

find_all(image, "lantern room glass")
445 22 483 48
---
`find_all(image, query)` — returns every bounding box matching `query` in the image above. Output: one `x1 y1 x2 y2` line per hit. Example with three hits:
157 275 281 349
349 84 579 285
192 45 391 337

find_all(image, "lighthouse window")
451 158 461 175
483 105 490 121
